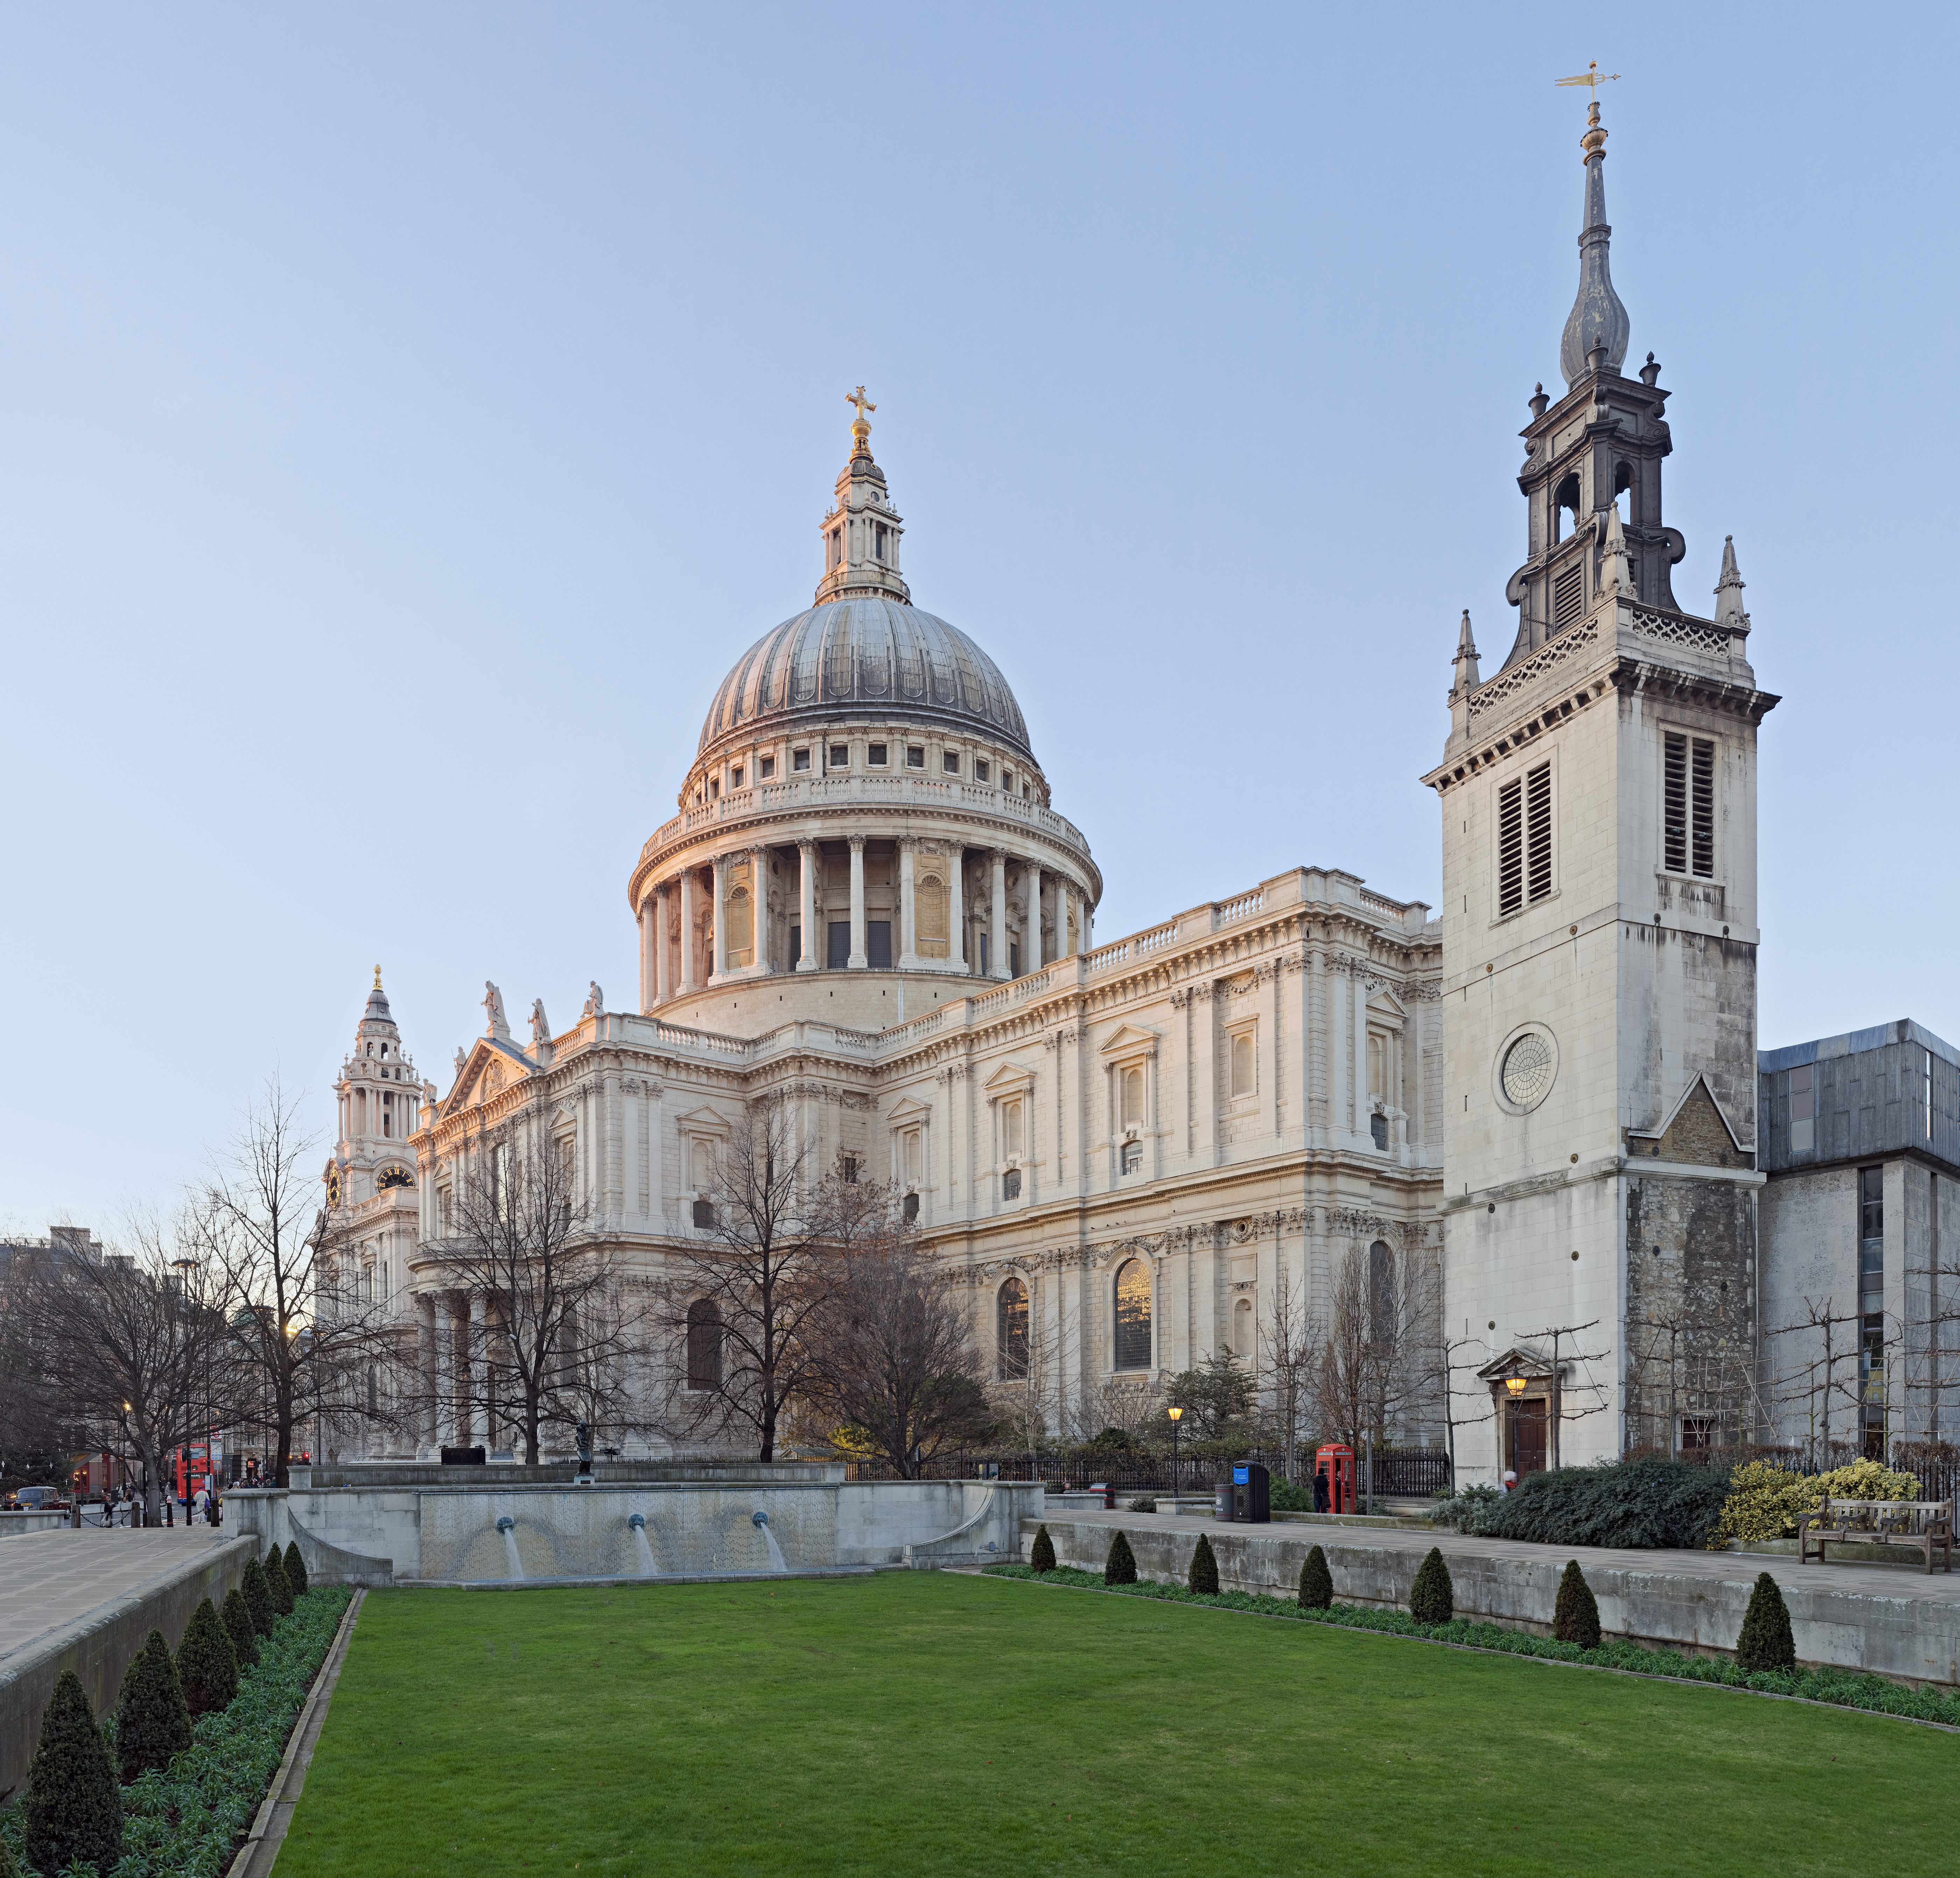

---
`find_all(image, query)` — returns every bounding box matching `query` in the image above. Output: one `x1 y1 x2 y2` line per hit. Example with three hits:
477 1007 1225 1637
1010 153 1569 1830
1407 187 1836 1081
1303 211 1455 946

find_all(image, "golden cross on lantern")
373 964 383 990
1556 61 1619 102
846 385 876 424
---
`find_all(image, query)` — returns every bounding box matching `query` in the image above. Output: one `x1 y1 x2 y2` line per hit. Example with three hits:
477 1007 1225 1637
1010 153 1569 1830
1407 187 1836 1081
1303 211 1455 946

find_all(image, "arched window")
916 873 948 957
726 886 753 968
1119 1065 1145 1131
1232 1295 1253 1358
1368 1240 1396 1346
686 1299 722 1390
998 1277 1028 1380
1114 1259 1152 1372
1553 472 1582 543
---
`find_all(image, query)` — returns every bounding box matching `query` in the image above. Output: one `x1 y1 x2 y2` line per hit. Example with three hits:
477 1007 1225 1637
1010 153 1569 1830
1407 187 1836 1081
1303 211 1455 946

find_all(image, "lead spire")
1557 77 1630 388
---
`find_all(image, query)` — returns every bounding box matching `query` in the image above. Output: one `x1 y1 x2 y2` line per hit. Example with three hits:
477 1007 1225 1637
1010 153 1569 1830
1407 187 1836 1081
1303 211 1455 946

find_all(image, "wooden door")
1509 1398 1548 1477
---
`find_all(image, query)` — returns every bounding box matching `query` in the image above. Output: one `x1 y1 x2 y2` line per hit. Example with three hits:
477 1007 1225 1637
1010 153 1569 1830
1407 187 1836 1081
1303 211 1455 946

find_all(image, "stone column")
468 1295 488 1448
638 896 656 1011
948 846 968 972
1026 861 1044 970
797 841 818 970
654 884 672 1004
898 837 918 968
433 1292 455 1449
416 1293 437 1458
679 869 698 992
848 836 868 968
989 850 1009 979
752 845 770 972
711 854 729 979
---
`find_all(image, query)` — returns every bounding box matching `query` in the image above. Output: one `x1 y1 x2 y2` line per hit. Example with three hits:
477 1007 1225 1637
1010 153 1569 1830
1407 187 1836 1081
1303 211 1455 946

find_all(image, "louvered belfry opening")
1664 732 1716 878
1553 562 1585 631
1498 760 1554 917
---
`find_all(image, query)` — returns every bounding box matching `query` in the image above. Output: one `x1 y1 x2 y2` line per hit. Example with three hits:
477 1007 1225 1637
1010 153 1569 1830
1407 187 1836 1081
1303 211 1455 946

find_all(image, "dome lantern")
816 387 910 607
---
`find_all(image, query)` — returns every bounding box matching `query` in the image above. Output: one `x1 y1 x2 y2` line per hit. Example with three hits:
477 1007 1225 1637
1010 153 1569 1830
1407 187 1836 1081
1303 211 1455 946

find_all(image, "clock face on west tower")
325 1167 342 1207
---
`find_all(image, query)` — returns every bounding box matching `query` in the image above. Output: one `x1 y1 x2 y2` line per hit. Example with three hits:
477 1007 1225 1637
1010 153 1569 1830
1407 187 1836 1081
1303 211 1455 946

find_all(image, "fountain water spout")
751 1508 789 1573
495 1514 525 1581
627 1511 657 1577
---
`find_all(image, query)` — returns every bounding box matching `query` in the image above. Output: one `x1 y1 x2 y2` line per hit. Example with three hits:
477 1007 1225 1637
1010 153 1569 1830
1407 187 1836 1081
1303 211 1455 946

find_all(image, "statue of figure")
575 1421 594 1474
530 998 551 1047
453 1046 466 1078
483 980 509 1037
582 981 604 1020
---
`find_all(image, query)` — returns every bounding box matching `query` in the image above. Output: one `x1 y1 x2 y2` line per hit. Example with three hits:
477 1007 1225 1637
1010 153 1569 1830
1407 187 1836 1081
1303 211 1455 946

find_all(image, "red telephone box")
1315 1443 1356 1514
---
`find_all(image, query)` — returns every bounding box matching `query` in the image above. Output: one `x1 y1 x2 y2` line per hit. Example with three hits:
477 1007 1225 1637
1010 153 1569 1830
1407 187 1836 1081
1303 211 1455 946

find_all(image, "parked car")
6 1485 68 1511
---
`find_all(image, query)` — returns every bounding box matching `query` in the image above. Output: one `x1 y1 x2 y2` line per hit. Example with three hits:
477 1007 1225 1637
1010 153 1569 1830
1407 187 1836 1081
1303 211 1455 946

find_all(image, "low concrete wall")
0 1537 255 1802
0 1512 68 1540
1025 1517 1960 1691
229 1475 1042 1584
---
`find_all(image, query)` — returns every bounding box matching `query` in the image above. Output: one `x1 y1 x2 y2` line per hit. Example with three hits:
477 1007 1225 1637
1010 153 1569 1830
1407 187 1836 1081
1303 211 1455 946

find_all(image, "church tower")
1423 97 1780 1476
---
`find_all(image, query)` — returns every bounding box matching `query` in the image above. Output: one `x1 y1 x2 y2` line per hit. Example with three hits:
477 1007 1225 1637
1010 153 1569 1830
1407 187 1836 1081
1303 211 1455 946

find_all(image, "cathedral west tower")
1424 97 1780 1476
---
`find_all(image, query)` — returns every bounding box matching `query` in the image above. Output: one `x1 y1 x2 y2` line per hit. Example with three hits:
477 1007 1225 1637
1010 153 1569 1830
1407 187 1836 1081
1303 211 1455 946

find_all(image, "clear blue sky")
3 4 1952 1232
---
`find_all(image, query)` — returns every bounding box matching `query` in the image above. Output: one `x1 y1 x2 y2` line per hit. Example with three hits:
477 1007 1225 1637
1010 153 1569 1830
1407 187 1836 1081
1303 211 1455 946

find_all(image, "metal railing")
843 1446 1454 1500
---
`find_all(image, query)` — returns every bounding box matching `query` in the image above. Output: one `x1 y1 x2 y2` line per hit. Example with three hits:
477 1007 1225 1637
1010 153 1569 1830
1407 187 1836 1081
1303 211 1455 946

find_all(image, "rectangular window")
1120 1140 1142 1176
709 778 720 800
866 921 892 969
1691 738 1715 877
1554 562 1585 630
875 523 888 561
906 745 925 768
829 743 849 768
827 921 850 968
1789 1062 1815 1151
868 742 887 766
943 751 960 774
840 1154 859 1183
693 1197 715 1229
1230 1029 1255 1099
1663 732 1716 876
1859 1164 1885 1445
1009 941 1020 977
793 747 810 772
975 759 989 782
731 765 744 788
1002 1168 1021 1200
978 931 990 975
1497 761 1552 916
789 922 801 963
1002 768 1013 792
759 755 775 780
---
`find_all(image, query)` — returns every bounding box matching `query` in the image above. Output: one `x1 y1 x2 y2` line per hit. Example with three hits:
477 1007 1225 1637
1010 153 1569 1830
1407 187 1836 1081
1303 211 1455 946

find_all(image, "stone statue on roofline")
582 981 604 1020
483 980 509 1037
530 999 551 1049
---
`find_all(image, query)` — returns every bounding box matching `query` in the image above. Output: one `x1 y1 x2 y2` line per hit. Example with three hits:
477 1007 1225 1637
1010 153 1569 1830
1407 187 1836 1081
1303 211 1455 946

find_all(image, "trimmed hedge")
113 1630 192 1784
1483 1457 1731 1550
23 1668 124 1878
1299 1545 1333 1610
1410 1548 1453 1625
1104 1530 1139 1585
1552 1560 1602 1649
283 1540 309 1597
1736 1572 1796 1672
1029 1524 1056 1573
984 1563 1960 1728
1188 1533 1220 1596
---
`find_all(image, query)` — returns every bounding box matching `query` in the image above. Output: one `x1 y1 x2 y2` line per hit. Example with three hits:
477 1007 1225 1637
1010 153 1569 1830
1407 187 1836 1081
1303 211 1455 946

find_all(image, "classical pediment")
446 1035 538 1113
1098 1023 1160 1058
886 1094 932 1125
983 1060 1036 1095
1366 988 1407 1023
1627 1073 1753 1167
673 1104 733 1136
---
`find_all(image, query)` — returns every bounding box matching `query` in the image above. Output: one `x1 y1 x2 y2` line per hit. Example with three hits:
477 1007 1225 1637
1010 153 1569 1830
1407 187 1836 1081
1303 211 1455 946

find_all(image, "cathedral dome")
697 597 1032 763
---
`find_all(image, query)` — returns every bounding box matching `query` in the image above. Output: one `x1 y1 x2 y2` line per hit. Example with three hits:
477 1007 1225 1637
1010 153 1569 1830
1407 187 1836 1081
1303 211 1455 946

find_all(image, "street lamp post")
1167 1405 1183 1503
170 1256 204 1522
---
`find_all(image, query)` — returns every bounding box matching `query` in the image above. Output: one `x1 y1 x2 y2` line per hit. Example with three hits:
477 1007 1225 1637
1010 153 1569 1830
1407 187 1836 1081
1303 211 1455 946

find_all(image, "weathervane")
1556 61 1619 103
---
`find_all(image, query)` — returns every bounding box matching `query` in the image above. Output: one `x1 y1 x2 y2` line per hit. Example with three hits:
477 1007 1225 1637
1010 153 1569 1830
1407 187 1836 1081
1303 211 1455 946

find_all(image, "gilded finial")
373 963 383 990
846 384 876 455
1557 62 1620 157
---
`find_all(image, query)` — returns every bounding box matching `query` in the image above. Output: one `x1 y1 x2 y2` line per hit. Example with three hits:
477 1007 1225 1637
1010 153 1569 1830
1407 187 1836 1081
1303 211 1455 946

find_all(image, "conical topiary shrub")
222 1587 261 1668
241 1555 275 1635
1029 1524 1056 1573
1299 1544 1333 1610
113 1629 192 1783
1410 1546 1454 1625
1735 1571 1796 1673
283 1539 309 1597
1552 1559 1602 1649
1104 1529 1138 1585
176 1596 239 1718
1188 1532 1220 1596
22 1668 124 1878
263 1544 295 1617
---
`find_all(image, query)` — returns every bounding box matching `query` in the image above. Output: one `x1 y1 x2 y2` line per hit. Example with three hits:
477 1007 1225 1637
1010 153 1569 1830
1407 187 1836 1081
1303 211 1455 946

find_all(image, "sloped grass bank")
1 1585 355 1878
986 1562 1960 1727
271 1573 1954 1878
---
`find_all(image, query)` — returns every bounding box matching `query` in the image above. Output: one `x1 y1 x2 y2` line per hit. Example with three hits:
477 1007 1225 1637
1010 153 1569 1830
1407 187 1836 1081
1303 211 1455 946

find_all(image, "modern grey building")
1758 1021 1960 1458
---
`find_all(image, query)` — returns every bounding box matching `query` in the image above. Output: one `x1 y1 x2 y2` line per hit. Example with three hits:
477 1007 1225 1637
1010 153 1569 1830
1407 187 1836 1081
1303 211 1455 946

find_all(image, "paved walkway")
1034 1507 1960 1607
0 1528 238 1662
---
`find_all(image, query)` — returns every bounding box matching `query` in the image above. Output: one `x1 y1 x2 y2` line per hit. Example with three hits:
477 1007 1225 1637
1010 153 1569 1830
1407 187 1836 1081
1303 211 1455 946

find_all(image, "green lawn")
277 1572 1952 1877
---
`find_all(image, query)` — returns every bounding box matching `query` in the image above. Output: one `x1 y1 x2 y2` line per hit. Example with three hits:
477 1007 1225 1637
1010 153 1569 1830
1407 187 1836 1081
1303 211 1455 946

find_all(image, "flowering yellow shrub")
1706 1457 1921 1549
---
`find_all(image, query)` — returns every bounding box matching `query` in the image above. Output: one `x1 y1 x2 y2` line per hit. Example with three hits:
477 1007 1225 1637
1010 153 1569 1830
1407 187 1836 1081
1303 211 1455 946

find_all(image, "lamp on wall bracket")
1505 1372 1529 1398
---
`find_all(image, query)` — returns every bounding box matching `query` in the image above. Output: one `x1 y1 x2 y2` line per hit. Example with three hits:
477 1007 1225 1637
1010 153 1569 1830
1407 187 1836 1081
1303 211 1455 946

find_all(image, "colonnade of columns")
415 1290 514 1455
636 837 1095 1008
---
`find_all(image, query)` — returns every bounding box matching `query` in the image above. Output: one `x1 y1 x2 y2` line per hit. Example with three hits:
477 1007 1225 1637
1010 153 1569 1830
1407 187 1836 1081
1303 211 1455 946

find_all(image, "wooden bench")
1798 1496 1954 1573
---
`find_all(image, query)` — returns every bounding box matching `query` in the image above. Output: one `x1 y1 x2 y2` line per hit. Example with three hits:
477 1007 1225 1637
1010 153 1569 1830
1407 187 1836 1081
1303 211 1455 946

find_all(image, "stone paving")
0 1527 237 1663
1031 1506 1960 1607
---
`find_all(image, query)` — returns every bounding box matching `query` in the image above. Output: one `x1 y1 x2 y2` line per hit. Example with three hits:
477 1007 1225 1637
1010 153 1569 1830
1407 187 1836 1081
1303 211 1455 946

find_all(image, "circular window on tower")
1492 1024 1559 1115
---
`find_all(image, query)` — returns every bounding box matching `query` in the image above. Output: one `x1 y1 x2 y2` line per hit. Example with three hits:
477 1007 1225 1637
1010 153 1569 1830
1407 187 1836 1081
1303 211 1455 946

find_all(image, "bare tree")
1312 1244 1420 1448
190 1079 399 1486
430 1112 642 1464
799 1199 993 1475
15 1218 233 1523
1420 1321 1495 1484
1766 1296 1864 1468
1259 1263 1321 1483
657 1104 872 1461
